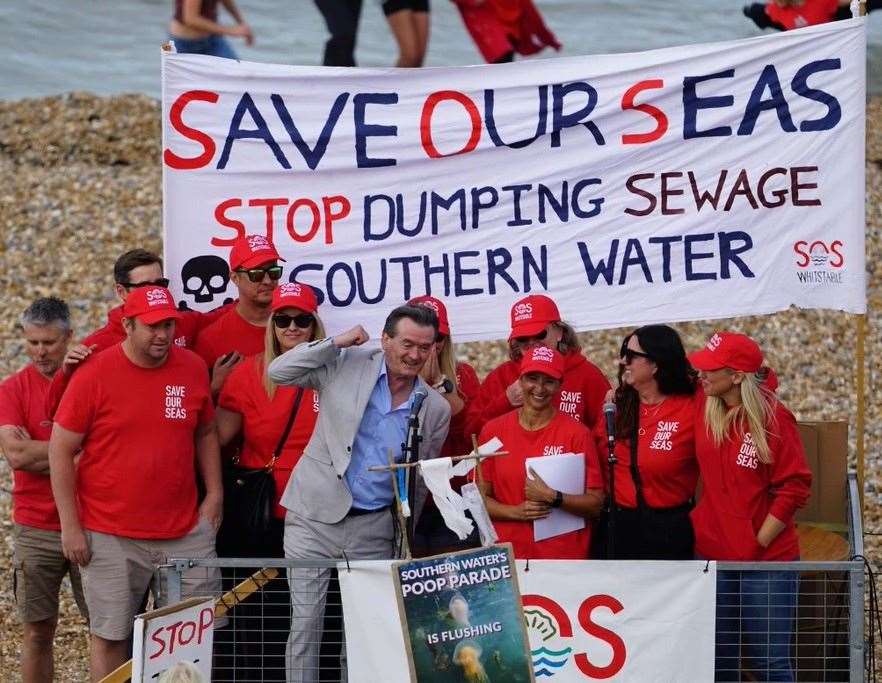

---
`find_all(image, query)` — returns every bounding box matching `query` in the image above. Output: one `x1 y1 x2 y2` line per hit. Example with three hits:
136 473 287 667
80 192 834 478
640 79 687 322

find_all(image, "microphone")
410 386 429 420
603 401 616 447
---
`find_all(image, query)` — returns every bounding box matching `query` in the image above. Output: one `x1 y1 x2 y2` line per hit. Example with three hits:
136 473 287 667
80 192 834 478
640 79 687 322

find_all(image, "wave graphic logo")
523 596 574 678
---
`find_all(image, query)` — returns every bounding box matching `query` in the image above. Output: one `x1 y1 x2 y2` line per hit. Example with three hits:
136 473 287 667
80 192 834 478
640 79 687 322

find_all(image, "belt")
347 505 391 517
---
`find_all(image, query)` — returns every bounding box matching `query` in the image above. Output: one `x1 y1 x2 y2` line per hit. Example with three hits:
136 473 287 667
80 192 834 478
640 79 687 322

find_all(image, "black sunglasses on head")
273 313 315 329
621 348 653 363
123 278 171 289
236 265 283 283
514 328 548 345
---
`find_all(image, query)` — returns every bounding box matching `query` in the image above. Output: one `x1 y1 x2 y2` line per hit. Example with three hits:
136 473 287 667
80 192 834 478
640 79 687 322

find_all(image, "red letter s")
621 80 668 145
793 240 810 268
164 90 219 170
573 595 626 679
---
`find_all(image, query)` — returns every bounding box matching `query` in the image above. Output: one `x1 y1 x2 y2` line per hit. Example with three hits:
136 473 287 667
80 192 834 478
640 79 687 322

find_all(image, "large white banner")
338 560 717 682
162 20 866 341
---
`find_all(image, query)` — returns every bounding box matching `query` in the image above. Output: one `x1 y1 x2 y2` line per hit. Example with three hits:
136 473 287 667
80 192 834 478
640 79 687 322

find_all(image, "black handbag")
220 387 305 546
626 414 695 560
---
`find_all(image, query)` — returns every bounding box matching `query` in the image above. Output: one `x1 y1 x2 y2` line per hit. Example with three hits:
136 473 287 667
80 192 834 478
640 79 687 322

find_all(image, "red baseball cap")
519 345 564 380
123 286 182 325
689 332 764 373
408 295 449 336
509 294 560 339
272 282 318 314
229 234 285 270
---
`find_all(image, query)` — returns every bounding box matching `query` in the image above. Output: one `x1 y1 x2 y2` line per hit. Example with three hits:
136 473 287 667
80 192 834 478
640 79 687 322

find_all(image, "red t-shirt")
691 396 812 561
218 354 319 518
54 345 215 539
594 394 698 509
0 365 60 530
194 308 267 370
479 410 602 559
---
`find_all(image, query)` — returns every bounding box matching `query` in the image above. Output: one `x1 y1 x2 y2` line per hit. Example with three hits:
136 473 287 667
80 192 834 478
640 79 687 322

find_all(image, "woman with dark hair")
596 324 699 560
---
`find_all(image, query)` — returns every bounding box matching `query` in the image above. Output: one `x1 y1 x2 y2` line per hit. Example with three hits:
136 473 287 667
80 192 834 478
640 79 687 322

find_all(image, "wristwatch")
433 376 455 395
551 490 564 508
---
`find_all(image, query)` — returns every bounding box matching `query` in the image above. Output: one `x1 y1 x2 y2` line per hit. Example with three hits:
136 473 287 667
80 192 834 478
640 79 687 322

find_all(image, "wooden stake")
389 448 412 559
856 313 867 512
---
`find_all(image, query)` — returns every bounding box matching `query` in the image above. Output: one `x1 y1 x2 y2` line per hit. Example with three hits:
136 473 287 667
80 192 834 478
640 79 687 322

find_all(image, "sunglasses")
621 348 653 364
513 329 548 345
123 278 170 289
235 266 283 283
273 313 315 329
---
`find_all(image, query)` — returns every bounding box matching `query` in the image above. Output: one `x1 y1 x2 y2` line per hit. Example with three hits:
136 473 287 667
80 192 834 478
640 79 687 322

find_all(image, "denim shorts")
170 33 238 59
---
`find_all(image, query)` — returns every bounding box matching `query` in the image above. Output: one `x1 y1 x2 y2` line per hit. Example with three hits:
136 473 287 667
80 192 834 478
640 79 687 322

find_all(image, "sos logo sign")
793 240 844 269
522 594 626 679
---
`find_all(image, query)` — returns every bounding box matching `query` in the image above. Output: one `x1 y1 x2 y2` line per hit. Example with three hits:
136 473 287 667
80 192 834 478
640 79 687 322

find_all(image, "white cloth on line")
418 458 475 541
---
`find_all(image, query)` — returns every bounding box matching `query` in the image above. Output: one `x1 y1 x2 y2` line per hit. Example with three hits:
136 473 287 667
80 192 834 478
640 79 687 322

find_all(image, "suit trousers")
283 508 395 683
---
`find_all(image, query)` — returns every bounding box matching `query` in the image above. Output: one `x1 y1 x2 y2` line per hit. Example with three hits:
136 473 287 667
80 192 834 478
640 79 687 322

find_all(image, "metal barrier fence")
158 475 868 682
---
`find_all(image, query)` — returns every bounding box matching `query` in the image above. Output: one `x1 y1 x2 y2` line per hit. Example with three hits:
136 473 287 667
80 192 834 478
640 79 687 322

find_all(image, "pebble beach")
0 92 879 679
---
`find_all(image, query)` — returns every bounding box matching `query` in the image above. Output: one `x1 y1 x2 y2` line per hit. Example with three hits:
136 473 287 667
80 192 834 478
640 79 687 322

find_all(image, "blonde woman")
689 332 811 682
215 282 323 681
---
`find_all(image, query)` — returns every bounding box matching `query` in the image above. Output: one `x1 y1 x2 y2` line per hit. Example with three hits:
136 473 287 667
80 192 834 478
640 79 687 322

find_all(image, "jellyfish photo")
449 592 471 627
453 640 489 683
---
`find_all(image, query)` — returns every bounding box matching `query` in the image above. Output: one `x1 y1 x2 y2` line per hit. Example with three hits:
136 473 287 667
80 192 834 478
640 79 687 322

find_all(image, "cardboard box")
795 421 848 527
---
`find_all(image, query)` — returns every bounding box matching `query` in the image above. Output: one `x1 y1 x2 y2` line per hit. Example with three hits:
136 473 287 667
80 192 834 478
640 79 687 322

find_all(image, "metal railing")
157 472 868 682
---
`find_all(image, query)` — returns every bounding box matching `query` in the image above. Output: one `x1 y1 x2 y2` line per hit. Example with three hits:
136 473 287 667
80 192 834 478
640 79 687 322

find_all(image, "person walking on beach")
314 0 364 66
383 0 430 67
1 298 89 683
170 0 254 59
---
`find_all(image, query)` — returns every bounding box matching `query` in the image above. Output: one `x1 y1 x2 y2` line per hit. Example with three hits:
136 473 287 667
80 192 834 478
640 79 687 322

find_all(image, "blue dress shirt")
345 362 417 510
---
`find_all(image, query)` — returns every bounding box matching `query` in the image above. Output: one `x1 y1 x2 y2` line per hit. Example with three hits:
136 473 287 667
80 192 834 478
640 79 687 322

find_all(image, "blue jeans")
170 34 238 59
715 570 798 681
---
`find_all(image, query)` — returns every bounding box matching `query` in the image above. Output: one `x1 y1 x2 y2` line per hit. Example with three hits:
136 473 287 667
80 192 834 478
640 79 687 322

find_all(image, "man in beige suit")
268 304 450 683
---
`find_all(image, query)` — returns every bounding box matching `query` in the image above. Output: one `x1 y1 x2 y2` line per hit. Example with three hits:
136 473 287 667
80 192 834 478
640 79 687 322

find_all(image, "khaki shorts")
12 523 88 623
81 516 223 640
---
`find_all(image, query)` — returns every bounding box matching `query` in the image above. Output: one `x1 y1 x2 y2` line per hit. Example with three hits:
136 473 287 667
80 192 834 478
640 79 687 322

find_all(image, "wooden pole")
389 448 412 559
99 567 279 683
367 450 507 473
855 313 867 511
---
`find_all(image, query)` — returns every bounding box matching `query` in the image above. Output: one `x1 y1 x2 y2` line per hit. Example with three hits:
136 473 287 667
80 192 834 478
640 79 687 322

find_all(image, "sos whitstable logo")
793 239 844 285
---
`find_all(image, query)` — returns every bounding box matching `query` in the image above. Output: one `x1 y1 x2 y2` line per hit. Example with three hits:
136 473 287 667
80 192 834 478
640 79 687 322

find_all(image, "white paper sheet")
526 453 586 542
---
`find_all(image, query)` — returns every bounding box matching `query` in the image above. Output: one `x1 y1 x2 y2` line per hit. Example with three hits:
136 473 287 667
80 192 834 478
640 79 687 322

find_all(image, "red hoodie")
691 396 812 561
465 350 610 439
45 303 230 418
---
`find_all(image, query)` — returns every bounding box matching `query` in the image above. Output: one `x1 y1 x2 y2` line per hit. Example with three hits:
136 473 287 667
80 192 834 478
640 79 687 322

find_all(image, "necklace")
637 398 667 435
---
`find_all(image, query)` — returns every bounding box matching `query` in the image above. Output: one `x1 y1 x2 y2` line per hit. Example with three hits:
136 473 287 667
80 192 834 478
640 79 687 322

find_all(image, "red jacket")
45 303 230 418
465 349 610 439
765 0 838 29
691 397 812 561
452 0 561 64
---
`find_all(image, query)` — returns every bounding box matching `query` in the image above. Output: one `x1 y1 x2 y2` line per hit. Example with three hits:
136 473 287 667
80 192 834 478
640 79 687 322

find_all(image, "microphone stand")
605 426 617 560
402 411 422 551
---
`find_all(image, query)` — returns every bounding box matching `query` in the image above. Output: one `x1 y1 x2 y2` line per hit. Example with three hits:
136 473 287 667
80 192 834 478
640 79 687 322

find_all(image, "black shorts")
382 0 429 16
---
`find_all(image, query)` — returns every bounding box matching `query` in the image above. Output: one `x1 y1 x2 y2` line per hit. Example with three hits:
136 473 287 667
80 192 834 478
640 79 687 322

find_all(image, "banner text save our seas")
164 58 841 307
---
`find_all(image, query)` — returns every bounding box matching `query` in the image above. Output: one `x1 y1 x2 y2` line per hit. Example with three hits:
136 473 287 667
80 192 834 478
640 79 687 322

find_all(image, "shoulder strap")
629 413 649 511
268 387 305 470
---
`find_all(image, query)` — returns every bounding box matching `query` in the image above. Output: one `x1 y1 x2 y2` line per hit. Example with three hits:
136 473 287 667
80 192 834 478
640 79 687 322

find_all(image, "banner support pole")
855 313 867 512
